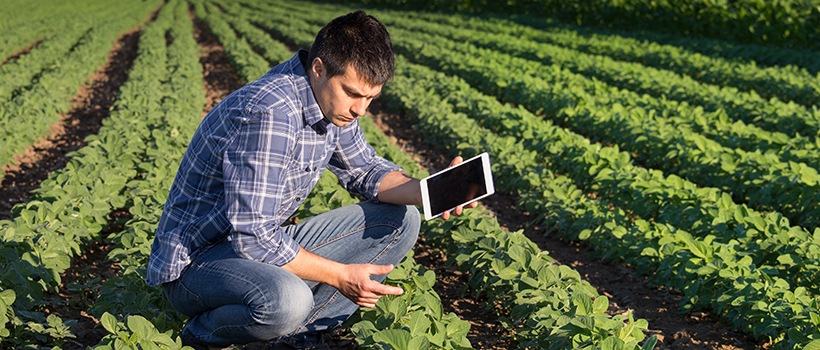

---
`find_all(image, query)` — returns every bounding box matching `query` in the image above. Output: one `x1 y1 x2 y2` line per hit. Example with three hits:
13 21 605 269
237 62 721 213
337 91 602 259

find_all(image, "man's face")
309 58 382 127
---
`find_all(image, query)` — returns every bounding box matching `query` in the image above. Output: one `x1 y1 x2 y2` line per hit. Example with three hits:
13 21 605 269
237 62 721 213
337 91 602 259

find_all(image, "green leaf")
592 296 609 314
407 311 431 336
101 313 118 334
804 340 820 350
641 335 658 350
372 328 411 350
408 335 430 350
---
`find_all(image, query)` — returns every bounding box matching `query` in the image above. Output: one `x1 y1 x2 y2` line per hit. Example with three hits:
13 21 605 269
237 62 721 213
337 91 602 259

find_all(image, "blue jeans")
162 202 420 347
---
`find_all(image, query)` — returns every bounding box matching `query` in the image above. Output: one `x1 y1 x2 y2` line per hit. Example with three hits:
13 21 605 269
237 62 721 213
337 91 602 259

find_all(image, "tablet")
420 152 495 221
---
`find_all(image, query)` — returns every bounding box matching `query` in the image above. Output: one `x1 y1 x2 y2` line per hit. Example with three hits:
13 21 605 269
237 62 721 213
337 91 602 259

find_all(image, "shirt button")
313 167 317 171
296 197 301 202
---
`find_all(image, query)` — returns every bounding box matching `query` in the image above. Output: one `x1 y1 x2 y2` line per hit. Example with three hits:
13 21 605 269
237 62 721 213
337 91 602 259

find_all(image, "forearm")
281 247 344 288
376 170 422 206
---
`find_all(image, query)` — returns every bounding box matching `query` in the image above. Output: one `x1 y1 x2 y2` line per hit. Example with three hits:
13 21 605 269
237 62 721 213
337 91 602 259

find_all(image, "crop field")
1 0 820 349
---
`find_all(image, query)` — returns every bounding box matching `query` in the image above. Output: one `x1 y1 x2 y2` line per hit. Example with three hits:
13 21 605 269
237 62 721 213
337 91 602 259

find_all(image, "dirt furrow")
366 101 767 350
0 37 45 66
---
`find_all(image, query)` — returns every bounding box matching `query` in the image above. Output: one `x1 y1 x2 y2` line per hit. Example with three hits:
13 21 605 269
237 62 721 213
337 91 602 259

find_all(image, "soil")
191 11 243 117
0 7 773 350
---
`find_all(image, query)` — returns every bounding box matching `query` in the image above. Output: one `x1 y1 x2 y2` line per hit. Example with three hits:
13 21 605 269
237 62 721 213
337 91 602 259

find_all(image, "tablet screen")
426 156 488 216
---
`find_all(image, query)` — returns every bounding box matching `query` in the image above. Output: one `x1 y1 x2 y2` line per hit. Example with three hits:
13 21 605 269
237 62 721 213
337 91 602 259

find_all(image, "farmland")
1 0 819 349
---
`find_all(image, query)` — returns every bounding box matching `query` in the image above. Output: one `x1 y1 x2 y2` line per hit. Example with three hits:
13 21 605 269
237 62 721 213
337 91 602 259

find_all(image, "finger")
368 264 395 276
454 205 463 216
442 210 450 220
449 156 463 167
469 201 478 208
368 281 404 296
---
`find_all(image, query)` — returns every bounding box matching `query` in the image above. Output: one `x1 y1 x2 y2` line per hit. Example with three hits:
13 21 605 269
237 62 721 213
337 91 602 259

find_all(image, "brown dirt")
52 208 130 350
0 27 142 221
191 11 244 117
1 37 45 66
366 100 768 350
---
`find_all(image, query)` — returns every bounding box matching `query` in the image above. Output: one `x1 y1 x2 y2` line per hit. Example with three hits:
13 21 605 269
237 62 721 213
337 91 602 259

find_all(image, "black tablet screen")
426 157 487 216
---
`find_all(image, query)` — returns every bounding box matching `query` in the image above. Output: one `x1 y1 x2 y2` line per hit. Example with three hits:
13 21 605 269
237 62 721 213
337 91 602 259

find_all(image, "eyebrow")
343 84 381 99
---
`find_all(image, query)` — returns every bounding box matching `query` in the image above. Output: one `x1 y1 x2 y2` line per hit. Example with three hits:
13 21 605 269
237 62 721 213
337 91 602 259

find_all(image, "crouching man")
145 10 473 350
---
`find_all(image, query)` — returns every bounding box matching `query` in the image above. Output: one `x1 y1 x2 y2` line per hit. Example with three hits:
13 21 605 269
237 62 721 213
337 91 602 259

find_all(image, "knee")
401 205 421 241
251 275 313 337
393 205 420 252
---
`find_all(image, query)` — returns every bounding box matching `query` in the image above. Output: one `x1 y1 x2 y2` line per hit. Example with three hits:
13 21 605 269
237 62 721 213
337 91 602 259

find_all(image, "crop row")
378 14 820 141
0 0 128 62
0 0 162 178
386 26 820 231
355 0 820 51
390 59 820 349
391 10 820 109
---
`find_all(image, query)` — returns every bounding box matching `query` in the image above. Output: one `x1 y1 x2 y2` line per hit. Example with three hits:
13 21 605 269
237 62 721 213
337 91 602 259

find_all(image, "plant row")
388 27 820 230
393 58 820 349
0 0 128 63
377 14 820 140
388 10 820 109
191 0 271 84
493 12 820 76
348 0 820 50
0 0 162 178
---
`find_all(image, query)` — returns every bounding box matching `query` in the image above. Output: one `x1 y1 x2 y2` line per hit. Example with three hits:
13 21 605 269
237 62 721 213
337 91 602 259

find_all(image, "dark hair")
308 10 394 86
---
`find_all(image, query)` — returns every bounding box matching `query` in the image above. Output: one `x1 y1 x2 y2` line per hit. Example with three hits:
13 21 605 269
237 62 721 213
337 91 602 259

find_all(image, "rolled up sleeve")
328 119 402 202
223 106 300 267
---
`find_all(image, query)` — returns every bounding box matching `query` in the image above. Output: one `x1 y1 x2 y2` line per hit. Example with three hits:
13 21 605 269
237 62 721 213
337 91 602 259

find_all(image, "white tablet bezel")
419 152 494 221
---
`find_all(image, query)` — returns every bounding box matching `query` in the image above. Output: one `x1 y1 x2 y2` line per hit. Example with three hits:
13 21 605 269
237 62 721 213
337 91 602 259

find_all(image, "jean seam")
287 224 406 339
305 221 400 251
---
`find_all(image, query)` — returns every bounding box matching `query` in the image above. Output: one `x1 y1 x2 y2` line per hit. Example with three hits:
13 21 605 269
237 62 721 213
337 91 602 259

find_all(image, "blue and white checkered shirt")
146 51 401 286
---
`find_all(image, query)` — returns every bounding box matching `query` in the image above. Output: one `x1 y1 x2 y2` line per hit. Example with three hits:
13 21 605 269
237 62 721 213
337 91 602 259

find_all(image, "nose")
351 98 368 118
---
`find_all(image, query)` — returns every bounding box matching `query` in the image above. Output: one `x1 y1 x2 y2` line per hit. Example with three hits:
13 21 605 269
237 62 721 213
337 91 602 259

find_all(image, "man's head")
307 11 394 127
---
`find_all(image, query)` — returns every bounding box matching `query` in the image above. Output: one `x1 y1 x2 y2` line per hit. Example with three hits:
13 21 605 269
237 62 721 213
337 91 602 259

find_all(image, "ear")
311 57 324 79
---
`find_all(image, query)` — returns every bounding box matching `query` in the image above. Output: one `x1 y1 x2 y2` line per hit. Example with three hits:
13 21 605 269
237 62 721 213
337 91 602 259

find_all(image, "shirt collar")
294 49 330 134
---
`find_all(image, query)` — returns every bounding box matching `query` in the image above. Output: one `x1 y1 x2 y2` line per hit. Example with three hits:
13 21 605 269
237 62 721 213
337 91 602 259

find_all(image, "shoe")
268 330 353 350
180 333 232 350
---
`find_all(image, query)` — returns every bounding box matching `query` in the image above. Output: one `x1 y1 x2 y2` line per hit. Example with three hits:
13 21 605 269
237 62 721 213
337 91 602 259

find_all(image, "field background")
1 0 819 349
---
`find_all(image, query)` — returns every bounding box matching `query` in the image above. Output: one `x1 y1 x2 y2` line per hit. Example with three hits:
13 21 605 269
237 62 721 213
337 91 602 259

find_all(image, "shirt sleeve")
328 118 402 202
222 105 300 267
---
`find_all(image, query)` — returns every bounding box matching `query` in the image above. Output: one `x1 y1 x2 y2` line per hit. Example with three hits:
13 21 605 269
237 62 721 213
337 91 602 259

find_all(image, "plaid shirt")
146 51 401 286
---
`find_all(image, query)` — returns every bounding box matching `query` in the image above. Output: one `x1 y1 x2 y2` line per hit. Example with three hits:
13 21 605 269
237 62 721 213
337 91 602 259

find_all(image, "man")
146 10 474 350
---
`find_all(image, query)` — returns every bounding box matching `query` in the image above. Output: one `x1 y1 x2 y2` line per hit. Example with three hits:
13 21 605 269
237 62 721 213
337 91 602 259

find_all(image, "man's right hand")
282 247 403 308
335 263 403 308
